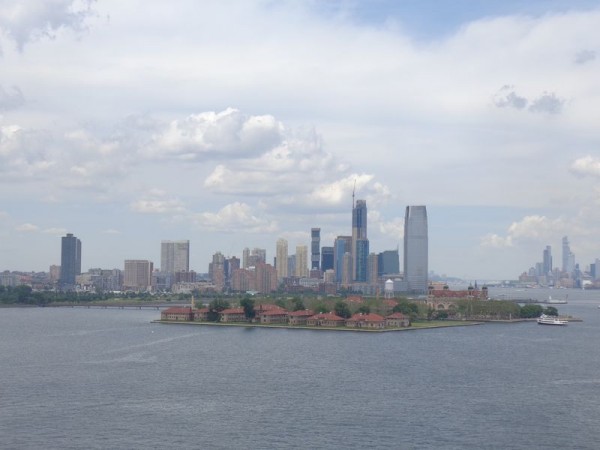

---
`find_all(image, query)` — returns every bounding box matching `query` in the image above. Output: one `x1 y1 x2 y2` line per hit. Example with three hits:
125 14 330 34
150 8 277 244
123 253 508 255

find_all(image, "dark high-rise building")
352 199 367 280
321 246 334 272
311 228 321 270
378 249 400 276
60 233 81 288
404 206 428 294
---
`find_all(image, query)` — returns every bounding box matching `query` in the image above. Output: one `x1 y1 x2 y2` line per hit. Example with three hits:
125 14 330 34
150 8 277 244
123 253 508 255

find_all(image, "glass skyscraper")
352 199 368 281
404 206 428 294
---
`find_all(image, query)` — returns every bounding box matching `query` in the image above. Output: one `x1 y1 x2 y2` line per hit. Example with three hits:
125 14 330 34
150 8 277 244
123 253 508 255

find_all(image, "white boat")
537 314 568 326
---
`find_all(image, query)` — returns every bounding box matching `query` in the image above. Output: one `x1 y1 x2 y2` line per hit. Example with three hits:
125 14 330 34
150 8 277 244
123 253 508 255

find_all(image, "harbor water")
1 288 599 449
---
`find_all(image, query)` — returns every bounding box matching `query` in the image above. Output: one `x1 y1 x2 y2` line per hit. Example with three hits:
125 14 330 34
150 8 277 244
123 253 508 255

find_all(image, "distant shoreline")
151 319 485 332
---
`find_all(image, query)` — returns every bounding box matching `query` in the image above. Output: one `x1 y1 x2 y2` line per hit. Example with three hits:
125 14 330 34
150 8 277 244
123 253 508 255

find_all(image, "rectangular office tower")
404 206 428 294
60 233 81 288
161 240 190 273
311 228 321 270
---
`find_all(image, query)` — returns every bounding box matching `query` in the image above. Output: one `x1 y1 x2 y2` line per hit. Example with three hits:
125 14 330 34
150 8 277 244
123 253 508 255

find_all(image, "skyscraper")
60 233 81 288
543 245 552 276
295 245 308 278
378 249 400 276
321 246 334 272
562 236 575 275
404 206 428 294
355 238 369 282
352 199 368 281
334 236 352 283
276 238 289 280
161 240 190 273
123 260 153 292
311 228 321 270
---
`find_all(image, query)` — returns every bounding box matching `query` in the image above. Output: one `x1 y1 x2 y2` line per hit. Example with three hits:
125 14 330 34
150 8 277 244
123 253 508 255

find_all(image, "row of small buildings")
160 304 410 329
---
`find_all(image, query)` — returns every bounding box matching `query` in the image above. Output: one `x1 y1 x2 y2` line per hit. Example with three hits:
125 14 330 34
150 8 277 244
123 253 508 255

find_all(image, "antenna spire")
352 179 356 207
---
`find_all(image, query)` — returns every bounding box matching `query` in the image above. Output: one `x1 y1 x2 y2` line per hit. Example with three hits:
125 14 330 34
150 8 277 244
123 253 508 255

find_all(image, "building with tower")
404 206 428 294
60 233 81 289
352 199 368 281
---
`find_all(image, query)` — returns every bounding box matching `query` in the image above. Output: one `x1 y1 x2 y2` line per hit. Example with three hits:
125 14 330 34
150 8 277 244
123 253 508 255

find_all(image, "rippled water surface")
1 290 600 449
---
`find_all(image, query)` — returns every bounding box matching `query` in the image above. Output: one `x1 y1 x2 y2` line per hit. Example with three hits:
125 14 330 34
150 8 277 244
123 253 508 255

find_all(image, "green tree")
334 301 351 319
207 298 230 322
240 296 255 320
291 297 305 311
543 306 558 316
520 304 543 318
357 305 370 314
393 300 419 317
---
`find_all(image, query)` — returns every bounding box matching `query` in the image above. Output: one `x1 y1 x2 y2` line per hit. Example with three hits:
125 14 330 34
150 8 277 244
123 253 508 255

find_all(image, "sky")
1 0 600 280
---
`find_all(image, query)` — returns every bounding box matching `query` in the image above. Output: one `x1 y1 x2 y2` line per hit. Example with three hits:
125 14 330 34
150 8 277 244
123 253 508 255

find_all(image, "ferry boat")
537 314 568 326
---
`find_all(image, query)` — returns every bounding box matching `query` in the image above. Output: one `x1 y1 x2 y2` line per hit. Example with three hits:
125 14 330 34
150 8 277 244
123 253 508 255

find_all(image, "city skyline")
2 1 600 279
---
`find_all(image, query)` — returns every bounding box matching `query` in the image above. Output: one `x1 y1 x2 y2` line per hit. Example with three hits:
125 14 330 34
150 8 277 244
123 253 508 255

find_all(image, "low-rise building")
220 307 247 323
346 313 385 329
306 312 345 327
385 312 410 328
161 306 194 321
288 309 315 326
258 308 289 324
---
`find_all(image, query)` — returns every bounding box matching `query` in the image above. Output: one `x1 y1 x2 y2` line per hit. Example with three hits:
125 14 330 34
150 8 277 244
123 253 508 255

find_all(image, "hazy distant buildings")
311 228 321 270
60 233 81 289
404 206 428 294
123 260 153 292
562 236 575 275
543 245 552 276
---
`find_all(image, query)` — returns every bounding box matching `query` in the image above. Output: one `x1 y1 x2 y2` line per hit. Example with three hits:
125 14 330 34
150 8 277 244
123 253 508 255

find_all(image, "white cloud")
570 155 600 177
0 0 96 51
192 202 277 234
146 108 283 161
480 233 514 248
130 198 186 214
16 222 38 232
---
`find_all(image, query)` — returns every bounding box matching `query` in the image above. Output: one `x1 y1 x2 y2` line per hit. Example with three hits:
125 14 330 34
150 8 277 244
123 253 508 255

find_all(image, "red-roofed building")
161 306 193 321
306 312 345 327
346 295 364 304
346 313 385 329
220 307 246 323
258 308 289 324
288 309 315 326
193 307 210 321
385 312 410 328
